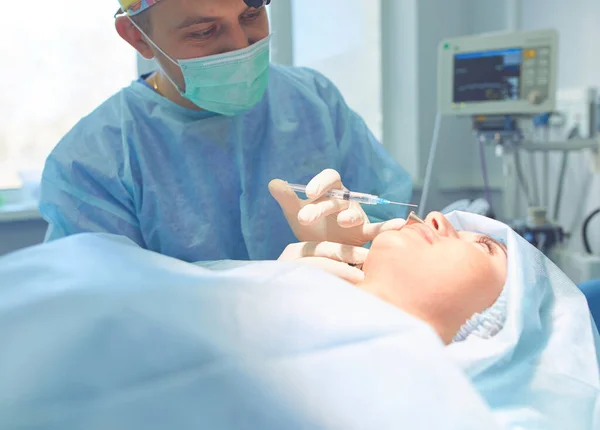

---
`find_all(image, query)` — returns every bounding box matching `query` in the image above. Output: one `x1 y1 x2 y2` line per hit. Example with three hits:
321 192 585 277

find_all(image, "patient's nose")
425 212 458 238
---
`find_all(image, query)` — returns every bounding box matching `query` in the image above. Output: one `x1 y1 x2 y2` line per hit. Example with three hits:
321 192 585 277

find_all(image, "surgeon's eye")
187 26 217 40
241 9 263 22
477 236 496 255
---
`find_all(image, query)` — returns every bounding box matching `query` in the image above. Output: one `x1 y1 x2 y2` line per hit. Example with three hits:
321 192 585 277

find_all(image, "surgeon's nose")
226 25 251 52
425 211 458 238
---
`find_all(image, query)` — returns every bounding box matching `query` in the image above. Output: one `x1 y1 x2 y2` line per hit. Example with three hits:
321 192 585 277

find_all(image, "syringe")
287 183 418 208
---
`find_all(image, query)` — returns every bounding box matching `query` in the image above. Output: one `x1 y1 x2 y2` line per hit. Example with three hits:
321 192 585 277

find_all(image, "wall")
520 0 600 253
380 0 419 179
291 0 383 140
417 0 473 189
406 0 510 214
522 0 599 89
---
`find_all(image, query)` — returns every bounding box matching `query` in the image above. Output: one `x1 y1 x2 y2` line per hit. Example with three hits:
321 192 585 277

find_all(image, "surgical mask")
131 19 271 116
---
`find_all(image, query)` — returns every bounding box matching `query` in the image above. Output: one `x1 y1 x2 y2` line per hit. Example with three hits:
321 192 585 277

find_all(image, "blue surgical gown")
39 65 412 261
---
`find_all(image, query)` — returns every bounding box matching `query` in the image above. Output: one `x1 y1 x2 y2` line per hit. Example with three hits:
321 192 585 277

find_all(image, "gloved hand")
269 169 406 246
278 241 367 284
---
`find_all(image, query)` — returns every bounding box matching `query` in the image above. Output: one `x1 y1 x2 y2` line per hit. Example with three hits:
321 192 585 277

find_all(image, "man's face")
121 0 269 89
361 212 508 343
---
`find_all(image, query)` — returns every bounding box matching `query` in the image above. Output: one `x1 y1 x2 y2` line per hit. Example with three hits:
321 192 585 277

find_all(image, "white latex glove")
278 241 368 284
269 169 406 246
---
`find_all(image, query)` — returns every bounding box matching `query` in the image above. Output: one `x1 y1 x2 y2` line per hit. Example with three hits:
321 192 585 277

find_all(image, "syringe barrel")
325 189 378 205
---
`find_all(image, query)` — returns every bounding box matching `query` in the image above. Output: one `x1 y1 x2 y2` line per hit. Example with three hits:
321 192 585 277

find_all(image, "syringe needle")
387 201 419 208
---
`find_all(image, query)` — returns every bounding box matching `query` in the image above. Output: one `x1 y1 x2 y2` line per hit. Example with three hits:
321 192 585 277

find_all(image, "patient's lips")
402 212 437 244
405 223 437 245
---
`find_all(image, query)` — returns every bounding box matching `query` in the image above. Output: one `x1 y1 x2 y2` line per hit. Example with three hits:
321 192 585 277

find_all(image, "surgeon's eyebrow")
177 7 255 29
177 15 219 29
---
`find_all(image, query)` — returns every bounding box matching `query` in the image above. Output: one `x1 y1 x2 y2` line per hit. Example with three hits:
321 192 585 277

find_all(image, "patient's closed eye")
477 236 497 255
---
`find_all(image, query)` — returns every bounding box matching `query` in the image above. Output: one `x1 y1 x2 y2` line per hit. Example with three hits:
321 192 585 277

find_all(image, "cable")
477 136 495 217
553 124 580 220
418 112 442 218
553 151 569 220
536 232 547 251
527 150 540 206
542 125 550 208
513 150 533 206
582 208 600 255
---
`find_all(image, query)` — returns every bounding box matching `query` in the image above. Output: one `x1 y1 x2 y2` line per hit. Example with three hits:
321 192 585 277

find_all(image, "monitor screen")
453 48 522 103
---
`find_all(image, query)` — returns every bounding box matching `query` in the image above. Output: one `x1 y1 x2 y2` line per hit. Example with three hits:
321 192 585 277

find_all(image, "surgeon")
39 0 412 269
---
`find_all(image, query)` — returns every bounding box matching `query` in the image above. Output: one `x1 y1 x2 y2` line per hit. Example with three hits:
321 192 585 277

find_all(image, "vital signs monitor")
438 29 558 116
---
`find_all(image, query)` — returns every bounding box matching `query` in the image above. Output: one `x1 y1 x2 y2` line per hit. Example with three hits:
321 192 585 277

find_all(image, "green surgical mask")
131 18 271 116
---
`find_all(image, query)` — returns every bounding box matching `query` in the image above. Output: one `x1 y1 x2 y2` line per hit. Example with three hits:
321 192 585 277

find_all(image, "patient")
359 211 508 344
0 211 597 429
280 210 508 345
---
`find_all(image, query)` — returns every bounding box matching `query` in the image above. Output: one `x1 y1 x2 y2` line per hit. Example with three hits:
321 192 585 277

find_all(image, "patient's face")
360 212 508 344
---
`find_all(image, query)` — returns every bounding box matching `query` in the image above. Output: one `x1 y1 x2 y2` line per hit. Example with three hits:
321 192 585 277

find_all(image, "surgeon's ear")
115 16 154 60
